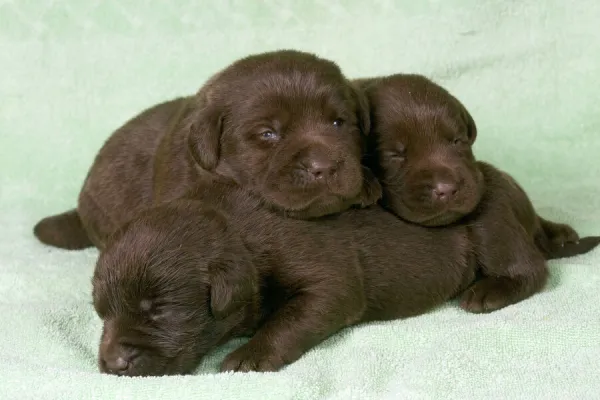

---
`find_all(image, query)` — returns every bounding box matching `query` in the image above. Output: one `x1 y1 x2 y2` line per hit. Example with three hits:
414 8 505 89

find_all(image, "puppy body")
93 179 477 376
360 74 600 313
35 50 380 250
92 73 600 377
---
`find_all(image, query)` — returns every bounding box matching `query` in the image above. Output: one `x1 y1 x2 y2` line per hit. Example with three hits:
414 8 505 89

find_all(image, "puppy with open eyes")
33 49 380 250
357 74 600 312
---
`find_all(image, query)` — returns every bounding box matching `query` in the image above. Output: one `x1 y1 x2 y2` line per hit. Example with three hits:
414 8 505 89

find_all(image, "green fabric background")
1 1 599 399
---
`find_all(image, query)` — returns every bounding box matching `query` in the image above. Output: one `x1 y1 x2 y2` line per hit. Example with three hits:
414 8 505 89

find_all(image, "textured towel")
1 1 599 399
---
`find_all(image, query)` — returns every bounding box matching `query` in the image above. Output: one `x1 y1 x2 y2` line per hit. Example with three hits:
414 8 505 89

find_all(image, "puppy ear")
350 82 371 137
209 252 258 320
462 104 478 144
356 166 383 207
186 81 224 171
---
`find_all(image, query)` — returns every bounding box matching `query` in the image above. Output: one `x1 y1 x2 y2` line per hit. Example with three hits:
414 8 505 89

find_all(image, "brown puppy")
358 74 600 312
91 75 600 377
34 50 381 250
93 199 258 376
93 180 480 376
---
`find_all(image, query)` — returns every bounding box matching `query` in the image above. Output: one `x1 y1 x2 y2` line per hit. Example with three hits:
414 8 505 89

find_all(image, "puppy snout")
406 167 462 206
103 355 129 374
298 149 339 180
432 181 458 202
100 344 138 375
304 158 337 179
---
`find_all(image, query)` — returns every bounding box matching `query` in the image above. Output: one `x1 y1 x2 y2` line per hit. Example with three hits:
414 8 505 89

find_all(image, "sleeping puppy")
34 50 380 250
357 74 600 313
91 76 600 377
93 155 600 376
93 179 481 376
93 200 259 376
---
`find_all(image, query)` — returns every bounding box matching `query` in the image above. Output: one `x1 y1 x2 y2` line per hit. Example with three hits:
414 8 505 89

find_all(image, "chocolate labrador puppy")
93 168 597 376
93 180 479 376
34 50 380 250
92 73 600 377
357 74 600 312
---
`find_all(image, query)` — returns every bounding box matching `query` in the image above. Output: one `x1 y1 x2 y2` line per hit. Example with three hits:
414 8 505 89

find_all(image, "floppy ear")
348 80 382 208
350 81 371 138
209 252 258 320
186 81 224 171
462 103 478 144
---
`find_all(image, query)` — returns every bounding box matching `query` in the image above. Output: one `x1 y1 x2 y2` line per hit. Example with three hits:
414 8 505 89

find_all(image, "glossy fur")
358 74 600 313
34 50 381 250
93 180 478 376
93 73 600 377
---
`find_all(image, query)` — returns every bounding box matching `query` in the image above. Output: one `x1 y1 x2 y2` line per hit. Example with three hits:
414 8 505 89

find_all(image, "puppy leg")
33 209 93 250
539 216 579 246
461 212 548 313
356 166 383 208
221 284 365 372
534 216 600 259
460 273 547 313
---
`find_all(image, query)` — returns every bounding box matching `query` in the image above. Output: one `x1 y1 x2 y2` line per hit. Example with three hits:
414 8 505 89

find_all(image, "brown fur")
358 74 600 313
92 73 600 377
93 179 478 376
34 50 381 250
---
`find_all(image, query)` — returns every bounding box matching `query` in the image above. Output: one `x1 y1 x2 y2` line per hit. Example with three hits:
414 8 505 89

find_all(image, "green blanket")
1 1 599 399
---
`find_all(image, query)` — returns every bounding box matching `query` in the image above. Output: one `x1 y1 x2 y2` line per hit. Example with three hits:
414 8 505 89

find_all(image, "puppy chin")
99 356 199 378
264 161 363 204
415 211 465 227
98 357 164 377
401 200 482 227
382 194 454 226
261 188 337 217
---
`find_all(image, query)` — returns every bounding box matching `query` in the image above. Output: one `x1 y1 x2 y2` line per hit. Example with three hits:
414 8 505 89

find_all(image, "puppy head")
186 50 380 218
364 74 484 226
92 201 258 376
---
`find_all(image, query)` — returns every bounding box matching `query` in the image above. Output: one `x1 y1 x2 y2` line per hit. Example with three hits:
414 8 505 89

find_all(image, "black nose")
432 181 458 201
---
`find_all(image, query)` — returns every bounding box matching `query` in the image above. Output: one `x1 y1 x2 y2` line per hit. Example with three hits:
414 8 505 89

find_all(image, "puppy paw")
357 167 383 208
220 342 284 373
546 223 579 247
460 277 519 313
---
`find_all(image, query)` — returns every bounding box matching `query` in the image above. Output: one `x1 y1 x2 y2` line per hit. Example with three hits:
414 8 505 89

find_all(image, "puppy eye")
260 130 280 141
333 118 344 127
452 137 464 145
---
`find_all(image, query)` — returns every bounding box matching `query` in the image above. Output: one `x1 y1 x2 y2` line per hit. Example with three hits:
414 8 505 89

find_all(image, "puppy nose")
303 158 337 179
432 182 458 201
103 355 129 374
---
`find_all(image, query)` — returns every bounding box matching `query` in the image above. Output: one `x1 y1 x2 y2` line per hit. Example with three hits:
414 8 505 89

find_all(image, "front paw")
460 277 519 313
357 167 383 208
220 341 284 373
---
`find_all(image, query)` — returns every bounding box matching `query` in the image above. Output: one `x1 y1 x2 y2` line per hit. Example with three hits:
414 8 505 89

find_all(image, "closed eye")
384 150 405 161
383 141 406 161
